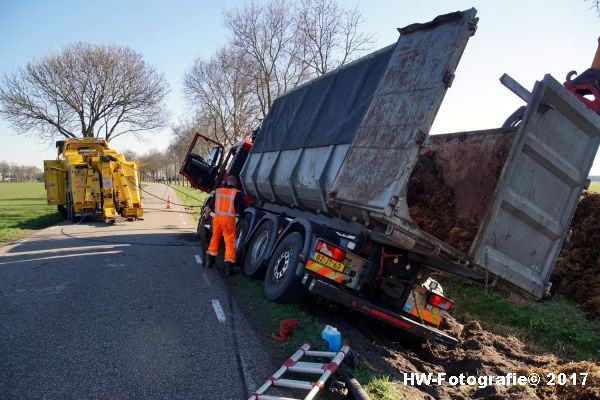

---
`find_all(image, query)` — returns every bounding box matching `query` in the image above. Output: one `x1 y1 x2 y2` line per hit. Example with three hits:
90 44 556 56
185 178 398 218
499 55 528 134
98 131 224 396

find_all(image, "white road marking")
195 255 203 265
211 300 226 323
106 263 126 268
12 239 27 248
201 273 211 287
182 221 187 225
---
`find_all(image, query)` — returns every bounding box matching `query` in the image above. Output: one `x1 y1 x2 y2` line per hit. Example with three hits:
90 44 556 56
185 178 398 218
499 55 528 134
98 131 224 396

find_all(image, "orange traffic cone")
166 196 171 209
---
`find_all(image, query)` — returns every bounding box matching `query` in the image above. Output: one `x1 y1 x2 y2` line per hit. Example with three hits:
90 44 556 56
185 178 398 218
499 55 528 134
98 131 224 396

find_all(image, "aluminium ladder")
249 343 351 400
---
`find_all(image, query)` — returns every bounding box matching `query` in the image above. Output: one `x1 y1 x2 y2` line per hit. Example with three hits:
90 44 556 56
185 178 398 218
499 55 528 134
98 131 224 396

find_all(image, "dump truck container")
240 8 600 298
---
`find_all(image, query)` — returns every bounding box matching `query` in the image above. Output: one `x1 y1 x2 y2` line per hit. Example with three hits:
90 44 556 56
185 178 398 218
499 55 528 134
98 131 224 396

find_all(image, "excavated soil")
552 192 600 321
407 152 479 253
334 313 600 400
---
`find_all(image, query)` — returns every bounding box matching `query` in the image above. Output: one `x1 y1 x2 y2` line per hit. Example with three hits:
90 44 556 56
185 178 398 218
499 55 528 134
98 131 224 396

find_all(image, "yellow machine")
44 138 143 223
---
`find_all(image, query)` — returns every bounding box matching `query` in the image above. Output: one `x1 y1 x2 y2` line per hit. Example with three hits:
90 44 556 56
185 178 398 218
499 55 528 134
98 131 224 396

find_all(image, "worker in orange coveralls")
205 175 244 276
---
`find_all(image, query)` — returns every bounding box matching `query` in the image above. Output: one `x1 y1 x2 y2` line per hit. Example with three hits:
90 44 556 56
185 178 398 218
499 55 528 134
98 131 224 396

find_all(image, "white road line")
201 273 211 287
211 300 226 323
194 255 203 265
12 238 28 247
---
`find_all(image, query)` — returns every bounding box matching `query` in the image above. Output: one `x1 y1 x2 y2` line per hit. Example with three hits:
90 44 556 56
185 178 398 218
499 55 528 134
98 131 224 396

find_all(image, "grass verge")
227 273 400 399
169 183 208 220
589 181 600 193
442 276 600 361
0 182 63 243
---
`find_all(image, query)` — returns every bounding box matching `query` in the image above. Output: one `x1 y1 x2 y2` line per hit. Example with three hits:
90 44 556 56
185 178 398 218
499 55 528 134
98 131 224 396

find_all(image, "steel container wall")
239 8 600 298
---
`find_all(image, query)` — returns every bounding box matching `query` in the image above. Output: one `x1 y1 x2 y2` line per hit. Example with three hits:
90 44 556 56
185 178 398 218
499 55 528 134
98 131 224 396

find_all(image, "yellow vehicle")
43 138 143 223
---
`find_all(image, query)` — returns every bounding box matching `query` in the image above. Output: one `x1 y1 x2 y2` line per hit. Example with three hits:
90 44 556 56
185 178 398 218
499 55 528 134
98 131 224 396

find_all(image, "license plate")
313 252 345 273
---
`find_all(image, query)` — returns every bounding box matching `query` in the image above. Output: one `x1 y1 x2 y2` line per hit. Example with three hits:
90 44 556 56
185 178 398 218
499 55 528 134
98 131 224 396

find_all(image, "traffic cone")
166 196 171 209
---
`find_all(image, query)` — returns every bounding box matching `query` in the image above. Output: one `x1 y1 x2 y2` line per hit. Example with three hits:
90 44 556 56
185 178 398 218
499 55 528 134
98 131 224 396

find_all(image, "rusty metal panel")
471 75 600 298
329 9 478 219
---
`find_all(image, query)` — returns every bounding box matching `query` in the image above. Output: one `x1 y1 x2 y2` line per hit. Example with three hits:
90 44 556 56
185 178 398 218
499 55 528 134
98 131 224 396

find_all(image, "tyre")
264 232 307 303
66 193 76 222
57 205 68 219
197 217 211 257
235 213 251 262
197 197 213 256
243 221 273 279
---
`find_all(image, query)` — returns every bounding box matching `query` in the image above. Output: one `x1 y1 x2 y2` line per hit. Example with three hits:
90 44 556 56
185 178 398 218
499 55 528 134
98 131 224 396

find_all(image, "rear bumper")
307 278 458 347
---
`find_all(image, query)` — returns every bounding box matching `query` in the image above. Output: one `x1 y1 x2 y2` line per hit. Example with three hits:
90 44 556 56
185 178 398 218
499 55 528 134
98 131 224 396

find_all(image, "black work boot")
225 261 234 276
205 255 215 268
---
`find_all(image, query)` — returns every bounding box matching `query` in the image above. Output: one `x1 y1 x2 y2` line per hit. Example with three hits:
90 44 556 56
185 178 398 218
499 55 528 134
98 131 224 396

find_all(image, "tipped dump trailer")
182 9 600 345
44 138 143 222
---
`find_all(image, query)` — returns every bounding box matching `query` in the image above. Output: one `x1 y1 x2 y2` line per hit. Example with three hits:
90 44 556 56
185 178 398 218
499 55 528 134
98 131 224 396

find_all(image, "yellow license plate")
313 252 345 273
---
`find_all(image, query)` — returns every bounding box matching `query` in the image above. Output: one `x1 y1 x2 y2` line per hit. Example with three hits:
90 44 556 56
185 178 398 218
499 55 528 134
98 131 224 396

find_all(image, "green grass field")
0 182 63 243
589 181 600 193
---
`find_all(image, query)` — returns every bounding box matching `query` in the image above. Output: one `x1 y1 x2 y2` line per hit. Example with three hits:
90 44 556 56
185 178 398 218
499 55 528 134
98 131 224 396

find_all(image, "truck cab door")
180 134 223 192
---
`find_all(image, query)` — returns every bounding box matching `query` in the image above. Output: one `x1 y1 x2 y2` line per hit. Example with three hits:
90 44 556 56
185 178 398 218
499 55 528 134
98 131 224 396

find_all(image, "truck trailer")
180 9 600 345
44 138 144 223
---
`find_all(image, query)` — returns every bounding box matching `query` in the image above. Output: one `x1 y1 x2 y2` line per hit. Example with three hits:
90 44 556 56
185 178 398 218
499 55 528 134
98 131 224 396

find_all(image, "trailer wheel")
264 231 307 303
243 221 273 279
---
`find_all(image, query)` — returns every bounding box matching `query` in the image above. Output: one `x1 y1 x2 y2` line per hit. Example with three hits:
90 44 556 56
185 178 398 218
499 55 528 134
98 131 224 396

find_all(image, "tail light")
315 240 346 262
427 293 451 311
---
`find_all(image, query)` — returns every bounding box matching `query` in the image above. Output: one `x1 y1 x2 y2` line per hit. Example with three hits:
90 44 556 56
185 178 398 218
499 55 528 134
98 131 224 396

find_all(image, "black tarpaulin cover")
251 46 394 153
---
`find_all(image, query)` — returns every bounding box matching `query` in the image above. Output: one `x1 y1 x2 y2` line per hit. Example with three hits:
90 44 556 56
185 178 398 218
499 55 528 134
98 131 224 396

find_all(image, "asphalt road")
0 183 274 399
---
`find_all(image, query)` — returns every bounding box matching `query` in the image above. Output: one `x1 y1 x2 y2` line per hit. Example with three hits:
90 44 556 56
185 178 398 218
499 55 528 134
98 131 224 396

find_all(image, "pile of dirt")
339 315 599 400
407 152 479 253
552 192 600 320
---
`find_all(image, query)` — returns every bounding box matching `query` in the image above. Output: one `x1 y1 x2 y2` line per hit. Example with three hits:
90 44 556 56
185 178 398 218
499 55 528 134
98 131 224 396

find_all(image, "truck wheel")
243 221 273 279
66 193 76 222
197 217 211 257
57 205 68 219
264 232 307 303
235 214 251 262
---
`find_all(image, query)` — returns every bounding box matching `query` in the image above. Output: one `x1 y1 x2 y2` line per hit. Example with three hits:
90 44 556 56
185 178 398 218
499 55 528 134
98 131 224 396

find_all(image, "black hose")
337 365 371 400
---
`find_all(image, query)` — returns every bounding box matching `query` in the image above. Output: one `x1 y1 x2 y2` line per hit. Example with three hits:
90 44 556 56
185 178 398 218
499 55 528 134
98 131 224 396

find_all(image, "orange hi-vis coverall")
207 187 241 263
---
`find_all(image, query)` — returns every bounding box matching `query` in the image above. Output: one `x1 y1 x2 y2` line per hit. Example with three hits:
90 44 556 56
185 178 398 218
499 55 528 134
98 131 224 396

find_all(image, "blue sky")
0 0 599 174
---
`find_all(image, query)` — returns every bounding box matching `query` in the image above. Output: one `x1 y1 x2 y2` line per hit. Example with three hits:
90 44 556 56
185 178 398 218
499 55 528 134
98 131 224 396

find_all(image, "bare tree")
184 46 258 148
296 0 375 75
222 0 373 118
224 0 312 118
587 0 600 16
169 120 200 164
0 161 9 180
121 149 138 161
0 161 41 181
0 43 169 142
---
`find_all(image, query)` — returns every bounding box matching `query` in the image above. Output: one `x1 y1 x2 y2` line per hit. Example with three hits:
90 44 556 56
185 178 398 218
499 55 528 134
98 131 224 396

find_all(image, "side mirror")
208 146 220 167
